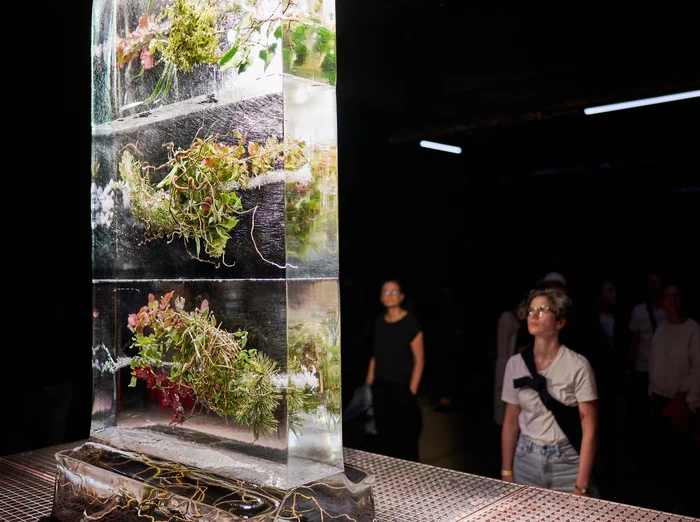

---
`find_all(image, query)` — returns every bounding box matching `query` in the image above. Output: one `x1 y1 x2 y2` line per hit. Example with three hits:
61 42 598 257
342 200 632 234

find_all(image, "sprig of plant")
115 12 169 71
127 291 283 439
117 0 222 109
118 129 307 266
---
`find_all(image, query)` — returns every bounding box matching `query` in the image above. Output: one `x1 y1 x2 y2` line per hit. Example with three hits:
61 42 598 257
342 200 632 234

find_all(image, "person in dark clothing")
365 279 425 461
576 277 629 501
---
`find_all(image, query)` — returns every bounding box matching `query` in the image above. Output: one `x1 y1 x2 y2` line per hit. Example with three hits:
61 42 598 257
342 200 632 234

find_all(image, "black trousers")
371 379 422 462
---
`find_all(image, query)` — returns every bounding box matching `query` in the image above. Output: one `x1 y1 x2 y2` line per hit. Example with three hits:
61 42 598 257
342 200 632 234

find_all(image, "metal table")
1 442 697 522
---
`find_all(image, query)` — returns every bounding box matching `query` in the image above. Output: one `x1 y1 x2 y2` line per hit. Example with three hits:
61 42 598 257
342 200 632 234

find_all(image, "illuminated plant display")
126 291 320 439
118 128 307 266
116 0 337 109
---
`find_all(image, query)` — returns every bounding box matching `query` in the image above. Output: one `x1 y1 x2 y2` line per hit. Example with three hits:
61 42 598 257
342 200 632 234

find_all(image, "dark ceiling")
335 0 700 145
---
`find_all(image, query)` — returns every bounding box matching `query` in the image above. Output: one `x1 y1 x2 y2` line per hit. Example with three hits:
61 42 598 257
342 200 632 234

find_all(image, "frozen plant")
127 291 320 438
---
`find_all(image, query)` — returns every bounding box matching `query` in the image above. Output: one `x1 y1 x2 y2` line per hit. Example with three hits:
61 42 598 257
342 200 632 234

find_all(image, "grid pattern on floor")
344 447 524 522
1 442 78 478
1 444 697 522
0 459 54 522
458 485 700 522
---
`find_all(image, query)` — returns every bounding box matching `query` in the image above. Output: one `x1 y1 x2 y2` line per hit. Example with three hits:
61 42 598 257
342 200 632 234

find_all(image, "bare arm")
365 356 375 385
409 331 425 395
501 402 520 481
574 400 598 494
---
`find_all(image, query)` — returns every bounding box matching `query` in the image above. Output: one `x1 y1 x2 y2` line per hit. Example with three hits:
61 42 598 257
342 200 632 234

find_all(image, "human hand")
501 474 515 483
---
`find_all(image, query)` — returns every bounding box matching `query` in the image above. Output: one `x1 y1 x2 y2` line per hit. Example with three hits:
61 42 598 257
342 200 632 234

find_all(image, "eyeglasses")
383 289 399 296
527 306 552 318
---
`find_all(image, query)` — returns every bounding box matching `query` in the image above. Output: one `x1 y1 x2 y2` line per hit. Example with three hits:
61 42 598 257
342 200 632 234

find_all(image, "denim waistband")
518 434 574 457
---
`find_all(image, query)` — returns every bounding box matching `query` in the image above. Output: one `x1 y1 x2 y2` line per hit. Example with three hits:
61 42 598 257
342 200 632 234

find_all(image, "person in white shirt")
646 280 700 516
501 287 598 496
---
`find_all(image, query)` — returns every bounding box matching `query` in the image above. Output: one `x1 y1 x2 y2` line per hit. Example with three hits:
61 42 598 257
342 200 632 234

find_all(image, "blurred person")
627 270 666 424
494 289 526 426
365 279 425 461
646 280 700 515
577 277 628 500
500 287 598 496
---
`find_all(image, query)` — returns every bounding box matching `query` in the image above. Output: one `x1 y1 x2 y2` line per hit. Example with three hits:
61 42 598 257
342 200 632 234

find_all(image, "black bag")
513 345 582 454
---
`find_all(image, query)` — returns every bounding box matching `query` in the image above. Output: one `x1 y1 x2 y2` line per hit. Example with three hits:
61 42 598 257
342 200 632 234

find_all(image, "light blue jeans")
513 434 586 494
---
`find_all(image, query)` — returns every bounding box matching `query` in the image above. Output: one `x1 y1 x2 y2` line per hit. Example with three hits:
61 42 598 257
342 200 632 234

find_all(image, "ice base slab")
44 441 375 522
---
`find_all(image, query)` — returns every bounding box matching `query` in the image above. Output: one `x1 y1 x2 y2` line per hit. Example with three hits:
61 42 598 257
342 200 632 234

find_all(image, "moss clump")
161 0 222 72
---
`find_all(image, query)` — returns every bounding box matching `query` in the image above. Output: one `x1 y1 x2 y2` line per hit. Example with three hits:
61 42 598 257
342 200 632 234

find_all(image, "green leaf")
220 44 239 67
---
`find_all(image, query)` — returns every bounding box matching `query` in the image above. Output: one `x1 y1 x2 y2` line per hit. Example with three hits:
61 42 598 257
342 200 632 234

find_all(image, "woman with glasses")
500 287 598 496
365 279 425 461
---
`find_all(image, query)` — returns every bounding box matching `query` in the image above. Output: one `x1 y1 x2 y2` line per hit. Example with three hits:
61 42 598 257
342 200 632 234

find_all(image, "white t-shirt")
648 318 700 412
629 302 667 372
501 345 598 445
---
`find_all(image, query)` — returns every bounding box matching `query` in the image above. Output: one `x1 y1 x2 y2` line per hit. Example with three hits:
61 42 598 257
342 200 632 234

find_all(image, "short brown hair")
516 287 572 321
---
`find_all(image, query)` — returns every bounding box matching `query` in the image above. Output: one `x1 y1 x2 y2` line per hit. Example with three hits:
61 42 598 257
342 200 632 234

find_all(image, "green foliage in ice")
285 146 337 259
118 131 307 266
219 11 280 74
127 291 317 439
120 151 173 233
281 22 336 85
116 0 222 107
288 318 341 423
116 0 336 108
162 0 222 72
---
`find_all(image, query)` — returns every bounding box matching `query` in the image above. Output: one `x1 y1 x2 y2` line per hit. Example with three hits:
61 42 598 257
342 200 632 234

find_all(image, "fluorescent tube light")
584 90 700 115
419 140 462 154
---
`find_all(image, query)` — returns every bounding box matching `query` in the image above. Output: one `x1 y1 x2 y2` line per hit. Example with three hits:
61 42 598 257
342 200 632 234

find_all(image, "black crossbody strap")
514 345 582 454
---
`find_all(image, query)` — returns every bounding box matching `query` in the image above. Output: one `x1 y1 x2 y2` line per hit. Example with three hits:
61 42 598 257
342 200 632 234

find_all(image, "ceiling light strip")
583 90 700 115
419 140 462 154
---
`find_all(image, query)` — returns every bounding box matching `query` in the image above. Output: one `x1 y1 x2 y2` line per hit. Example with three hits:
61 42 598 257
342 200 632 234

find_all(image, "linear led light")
419 140 462 154
583 90 700 115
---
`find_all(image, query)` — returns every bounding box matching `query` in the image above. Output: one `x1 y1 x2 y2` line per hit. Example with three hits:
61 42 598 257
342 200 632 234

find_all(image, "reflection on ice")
92 425 341 489
51 438 374 521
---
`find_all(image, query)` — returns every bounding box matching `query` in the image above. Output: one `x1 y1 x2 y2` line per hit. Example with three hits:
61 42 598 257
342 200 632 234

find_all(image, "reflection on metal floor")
1 443 698 522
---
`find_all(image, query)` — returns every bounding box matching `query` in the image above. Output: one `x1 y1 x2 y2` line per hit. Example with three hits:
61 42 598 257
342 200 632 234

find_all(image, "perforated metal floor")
458 485 698 522
344 447 524 521
1 443 697 522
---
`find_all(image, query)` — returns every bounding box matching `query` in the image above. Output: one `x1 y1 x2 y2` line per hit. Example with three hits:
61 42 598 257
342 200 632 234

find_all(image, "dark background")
7 0 699 511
